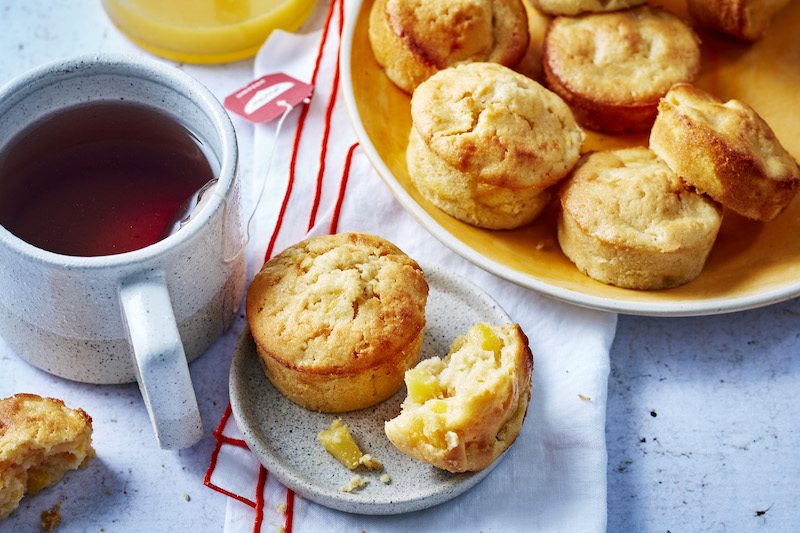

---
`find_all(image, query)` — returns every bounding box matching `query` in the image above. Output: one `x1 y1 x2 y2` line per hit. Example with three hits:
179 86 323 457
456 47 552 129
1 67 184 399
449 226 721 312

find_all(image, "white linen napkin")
205 1 617 531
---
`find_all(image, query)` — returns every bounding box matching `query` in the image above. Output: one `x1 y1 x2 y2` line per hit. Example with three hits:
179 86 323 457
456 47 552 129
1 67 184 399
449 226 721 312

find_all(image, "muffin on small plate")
543 6 701 132
408 61 583 229
368 0 529 93
558 147 723 289
245 232 428 413
650 84 800 222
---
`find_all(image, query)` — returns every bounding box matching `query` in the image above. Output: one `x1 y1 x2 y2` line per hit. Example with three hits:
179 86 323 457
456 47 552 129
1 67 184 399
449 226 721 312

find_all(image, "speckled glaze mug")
0 55 247 449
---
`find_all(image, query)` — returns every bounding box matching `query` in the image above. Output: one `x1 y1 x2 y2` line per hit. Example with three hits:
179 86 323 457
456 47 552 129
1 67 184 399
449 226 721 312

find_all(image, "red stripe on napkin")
265 0 342 264
284 489 295 533
308 0 347 231
203 404 258 508
254 466 269 532
330 143 360 234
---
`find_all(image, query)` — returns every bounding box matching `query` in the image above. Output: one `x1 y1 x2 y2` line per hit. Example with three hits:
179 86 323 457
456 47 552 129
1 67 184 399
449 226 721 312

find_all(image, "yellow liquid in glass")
102 0 317 64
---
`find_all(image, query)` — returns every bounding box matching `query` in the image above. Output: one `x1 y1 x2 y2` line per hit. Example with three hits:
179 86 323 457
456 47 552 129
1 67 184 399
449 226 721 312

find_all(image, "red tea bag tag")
224 73 313 123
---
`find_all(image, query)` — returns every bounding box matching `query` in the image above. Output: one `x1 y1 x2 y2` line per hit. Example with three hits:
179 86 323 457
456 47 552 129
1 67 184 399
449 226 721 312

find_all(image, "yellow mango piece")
406 367 441 404
26 469 50 494
469 322 502 353
430 400 448 414
318 419 363 470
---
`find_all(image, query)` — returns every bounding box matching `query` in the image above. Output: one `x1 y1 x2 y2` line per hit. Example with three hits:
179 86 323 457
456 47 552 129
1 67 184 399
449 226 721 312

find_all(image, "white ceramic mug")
0 55 247 449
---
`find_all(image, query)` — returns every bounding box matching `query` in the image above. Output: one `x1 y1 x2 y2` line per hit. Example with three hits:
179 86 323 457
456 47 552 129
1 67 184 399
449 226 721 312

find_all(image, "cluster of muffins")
534 0 790 42
368 0 798 290
559 82 799 290
246 232 534 472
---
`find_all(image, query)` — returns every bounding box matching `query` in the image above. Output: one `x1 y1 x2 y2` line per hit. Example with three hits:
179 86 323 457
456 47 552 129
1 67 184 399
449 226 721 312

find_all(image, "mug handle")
119 271 203 449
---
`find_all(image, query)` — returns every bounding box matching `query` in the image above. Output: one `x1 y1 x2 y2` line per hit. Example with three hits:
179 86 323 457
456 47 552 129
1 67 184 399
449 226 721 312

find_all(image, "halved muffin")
385 323 533 473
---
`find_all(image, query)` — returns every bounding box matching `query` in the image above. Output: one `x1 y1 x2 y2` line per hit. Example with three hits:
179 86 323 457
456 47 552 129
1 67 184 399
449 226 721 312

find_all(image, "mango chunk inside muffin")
385 323 532 473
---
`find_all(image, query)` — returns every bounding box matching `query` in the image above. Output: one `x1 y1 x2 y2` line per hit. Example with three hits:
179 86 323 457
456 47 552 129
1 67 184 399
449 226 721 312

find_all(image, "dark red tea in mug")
0 101 217 256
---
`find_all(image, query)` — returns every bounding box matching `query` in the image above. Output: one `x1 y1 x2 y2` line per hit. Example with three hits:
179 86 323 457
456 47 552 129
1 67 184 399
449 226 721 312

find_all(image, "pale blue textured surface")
2 1 799 532
608 300 800 532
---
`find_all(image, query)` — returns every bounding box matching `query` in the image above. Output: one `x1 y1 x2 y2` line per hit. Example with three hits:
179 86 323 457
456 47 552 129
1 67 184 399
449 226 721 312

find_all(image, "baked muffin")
408 61 584 229
650 84 800 222
558 147 723 289
245 232 428 413
687 0 791 41
0 394 95 520
543 6 701 132
385 323 533 473
529 0 646 16
368 0 529 94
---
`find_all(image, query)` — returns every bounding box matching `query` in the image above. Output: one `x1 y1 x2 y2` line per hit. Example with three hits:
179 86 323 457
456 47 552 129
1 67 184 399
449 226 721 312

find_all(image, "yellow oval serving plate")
341 0 800 316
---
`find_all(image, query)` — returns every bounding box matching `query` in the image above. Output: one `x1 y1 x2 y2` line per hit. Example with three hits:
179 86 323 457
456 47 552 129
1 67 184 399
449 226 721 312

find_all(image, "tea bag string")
221 99 306 264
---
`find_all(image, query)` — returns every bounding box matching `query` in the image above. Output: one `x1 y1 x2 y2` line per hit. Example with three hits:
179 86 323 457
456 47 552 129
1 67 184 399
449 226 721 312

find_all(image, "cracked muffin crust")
408 61 583 229
0 394 95 520
368 0 529 93
245 232 428 413
650 84 800 222
543 6 701 132
558 147 723 289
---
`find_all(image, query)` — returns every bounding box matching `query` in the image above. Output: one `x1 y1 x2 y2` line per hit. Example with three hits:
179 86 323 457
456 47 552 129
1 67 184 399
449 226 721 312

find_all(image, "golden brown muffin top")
246 233 428 376
560 148 723 252
660 84 799 192
649 84 800 221
384 0 528 69
530 0 646 15
0 394 93 460
382 0 528 69
411 62 583 190
544 6 700 106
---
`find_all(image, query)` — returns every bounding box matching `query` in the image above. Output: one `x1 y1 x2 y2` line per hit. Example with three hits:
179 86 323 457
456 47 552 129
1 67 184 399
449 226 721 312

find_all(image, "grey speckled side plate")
229 263 512 515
